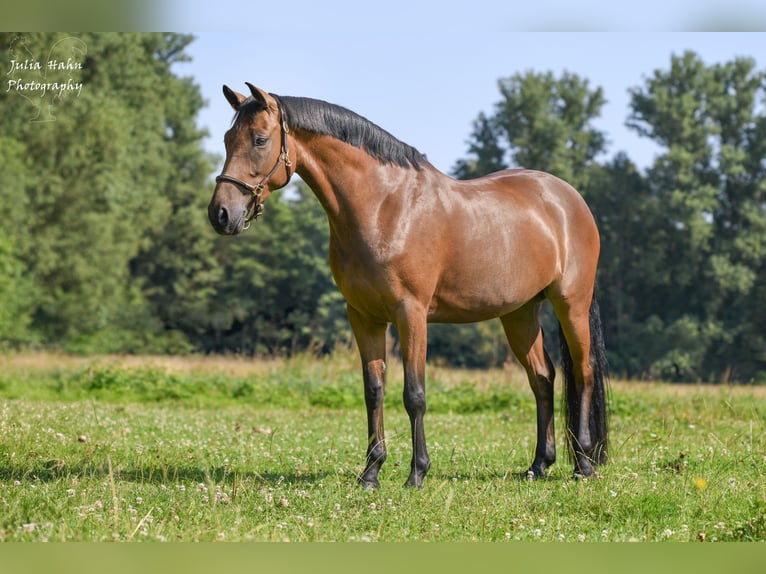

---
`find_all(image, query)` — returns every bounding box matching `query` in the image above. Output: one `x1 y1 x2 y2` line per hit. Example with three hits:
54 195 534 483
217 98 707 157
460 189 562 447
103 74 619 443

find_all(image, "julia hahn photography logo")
6 35 87 122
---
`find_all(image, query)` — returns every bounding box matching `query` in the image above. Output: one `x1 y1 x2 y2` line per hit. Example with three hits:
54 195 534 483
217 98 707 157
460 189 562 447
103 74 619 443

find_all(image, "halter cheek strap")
215 97 292 224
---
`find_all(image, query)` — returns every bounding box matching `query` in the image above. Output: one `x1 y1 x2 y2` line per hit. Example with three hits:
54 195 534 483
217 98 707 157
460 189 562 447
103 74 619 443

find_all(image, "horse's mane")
236 95 426 171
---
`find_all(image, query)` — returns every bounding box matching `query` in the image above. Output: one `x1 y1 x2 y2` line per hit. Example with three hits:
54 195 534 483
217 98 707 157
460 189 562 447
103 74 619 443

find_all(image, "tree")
0 33 350 357
0 33 216 352
452 112 507 180
0 136 37 346
454 71 607 187
584 153 670 378
627 51 766 381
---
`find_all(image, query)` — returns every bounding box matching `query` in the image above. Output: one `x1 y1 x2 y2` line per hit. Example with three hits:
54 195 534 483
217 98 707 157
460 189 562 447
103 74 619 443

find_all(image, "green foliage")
428 322 509 369
1 33 209 353
454 70 606 189
0 236 36 347
622 51 766 381
0 137 37 346
452 112 507 180
495 70 606 190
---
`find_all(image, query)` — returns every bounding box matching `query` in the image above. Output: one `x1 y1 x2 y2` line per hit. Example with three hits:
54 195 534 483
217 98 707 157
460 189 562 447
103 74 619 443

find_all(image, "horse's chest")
330 251 385 298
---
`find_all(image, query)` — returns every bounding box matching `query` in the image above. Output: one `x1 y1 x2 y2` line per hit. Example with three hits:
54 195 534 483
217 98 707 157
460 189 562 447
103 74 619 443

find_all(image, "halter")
215 97 292 227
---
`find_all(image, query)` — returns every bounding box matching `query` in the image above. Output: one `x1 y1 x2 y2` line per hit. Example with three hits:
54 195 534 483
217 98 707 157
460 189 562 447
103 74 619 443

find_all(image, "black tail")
560 295 609 467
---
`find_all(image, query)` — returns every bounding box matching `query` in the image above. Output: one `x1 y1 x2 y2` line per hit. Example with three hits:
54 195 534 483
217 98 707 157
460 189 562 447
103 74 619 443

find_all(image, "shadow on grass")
0 463 569 488
0 463 331 486
1 452 580 487
428 468 567 483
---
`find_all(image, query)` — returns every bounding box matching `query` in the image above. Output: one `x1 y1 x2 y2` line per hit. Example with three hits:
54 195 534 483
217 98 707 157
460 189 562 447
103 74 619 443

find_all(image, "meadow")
0 352 764 542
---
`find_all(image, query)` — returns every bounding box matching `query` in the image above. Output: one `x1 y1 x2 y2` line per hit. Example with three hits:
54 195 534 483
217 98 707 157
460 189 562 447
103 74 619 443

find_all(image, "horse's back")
477 168 599 249
457 168 599 284
482 168 592 212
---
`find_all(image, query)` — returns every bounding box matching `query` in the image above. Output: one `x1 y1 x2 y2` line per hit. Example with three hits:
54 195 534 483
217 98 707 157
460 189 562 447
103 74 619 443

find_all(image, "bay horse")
208 83 609 488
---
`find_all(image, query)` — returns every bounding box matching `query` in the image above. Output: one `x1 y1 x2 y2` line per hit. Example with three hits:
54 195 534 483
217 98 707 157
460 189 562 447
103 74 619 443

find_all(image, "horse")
208 83 609 488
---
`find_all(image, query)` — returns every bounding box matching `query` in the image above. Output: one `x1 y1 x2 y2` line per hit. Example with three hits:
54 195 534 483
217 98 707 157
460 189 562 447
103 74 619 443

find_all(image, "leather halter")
215 97 292 225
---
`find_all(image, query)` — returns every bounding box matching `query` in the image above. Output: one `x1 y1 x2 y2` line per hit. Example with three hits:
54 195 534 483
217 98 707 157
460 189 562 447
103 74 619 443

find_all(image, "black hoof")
404 474 425 489
524 461 552 480
573 457 596 479
357 476 380 490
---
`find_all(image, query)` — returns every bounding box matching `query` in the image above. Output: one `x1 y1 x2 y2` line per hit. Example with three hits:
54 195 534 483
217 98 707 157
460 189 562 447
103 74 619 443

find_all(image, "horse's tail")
560 294 609 467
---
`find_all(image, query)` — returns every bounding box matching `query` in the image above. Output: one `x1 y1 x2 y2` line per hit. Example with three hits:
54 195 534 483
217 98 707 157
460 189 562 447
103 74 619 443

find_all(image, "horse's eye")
254 136 268 147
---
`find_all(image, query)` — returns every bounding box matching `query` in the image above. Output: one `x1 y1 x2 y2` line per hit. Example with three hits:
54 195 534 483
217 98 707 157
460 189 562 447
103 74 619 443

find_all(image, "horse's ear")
245 82 271 108
223 85 247 110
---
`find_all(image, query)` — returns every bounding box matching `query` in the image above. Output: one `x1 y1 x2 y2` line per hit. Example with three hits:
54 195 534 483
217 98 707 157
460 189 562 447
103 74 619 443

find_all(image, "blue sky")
167 4 766 175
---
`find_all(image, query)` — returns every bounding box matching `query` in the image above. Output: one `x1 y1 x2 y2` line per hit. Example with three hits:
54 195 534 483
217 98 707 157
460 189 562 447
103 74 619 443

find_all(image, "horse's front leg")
396 301 430 488
348 305 389 489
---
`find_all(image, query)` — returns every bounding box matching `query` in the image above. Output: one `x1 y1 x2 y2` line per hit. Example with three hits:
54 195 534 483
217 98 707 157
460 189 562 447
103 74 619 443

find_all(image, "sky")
165 3 766 175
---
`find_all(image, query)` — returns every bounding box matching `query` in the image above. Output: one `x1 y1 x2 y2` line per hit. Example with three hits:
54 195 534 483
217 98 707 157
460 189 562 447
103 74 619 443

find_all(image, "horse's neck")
294 134 431 232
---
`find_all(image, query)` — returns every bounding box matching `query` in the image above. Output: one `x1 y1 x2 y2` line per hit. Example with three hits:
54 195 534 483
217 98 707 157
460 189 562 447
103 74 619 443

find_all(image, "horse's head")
208 83 292 235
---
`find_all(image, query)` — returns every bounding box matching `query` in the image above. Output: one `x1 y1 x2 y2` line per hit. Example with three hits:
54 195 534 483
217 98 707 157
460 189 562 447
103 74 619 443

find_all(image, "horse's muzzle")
208 201 247 235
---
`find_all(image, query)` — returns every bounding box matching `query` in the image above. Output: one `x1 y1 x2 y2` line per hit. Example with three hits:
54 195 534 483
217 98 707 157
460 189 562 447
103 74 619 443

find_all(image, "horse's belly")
426 230 558 323
427 281 546 323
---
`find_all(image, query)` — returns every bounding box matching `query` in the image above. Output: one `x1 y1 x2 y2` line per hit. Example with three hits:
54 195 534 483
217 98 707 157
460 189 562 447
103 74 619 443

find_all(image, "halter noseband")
215 97 292 226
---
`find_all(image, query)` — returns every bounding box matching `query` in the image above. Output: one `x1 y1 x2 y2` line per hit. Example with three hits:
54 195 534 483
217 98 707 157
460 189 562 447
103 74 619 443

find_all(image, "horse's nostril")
218 206 229 227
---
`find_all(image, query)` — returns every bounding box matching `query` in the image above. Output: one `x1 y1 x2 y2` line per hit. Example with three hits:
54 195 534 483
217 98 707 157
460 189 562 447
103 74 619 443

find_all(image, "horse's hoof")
573 457 596 479
525 465 549 480
358 477 380 490
403 475 424 489
572 468 600 480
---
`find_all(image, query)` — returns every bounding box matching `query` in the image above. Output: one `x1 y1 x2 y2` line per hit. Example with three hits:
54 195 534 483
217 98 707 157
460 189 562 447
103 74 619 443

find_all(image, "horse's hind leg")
501 303 556 478
347 305 389 489
548 288 606 478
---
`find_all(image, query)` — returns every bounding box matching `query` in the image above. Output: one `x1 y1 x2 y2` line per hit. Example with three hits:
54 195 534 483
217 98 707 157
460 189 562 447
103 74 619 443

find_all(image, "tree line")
1 33 765 383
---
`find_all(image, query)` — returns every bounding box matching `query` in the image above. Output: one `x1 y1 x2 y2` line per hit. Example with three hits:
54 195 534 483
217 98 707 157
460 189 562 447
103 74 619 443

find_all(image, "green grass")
0 352 764 541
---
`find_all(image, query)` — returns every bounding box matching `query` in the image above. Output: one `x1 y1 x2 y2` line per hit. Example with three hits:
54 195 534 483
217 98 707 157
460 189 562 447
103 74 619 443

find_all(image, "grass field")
0 352 764 542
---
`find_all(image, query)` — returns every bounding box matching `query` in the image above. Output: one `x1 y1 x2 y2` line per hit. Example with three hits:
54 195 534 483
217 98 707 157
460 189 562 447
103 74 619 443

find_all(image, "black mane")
237 95 426 170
